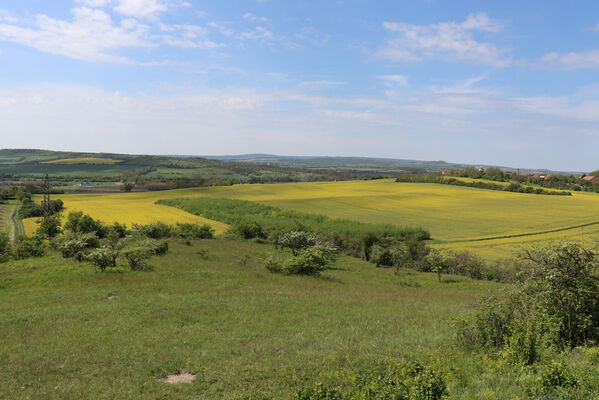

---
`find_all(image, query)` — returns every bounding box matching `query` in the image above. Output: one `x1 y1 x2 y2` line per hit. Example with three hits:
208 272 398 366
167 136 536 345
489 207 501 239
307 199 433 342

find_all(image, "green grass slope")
0 238 496 399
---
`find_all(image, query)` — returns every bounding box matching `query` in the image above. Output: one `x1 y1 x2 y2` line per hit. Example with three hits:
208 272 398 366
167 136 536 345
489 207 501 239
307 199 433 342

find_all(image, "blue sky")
1 1 599 171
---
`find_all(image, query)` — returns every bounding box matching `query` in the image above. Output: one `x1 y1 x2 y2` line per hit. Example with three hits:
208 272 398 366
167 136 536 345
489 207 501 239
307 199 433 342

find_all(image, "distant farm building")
441 170 451 175
583 175 599 183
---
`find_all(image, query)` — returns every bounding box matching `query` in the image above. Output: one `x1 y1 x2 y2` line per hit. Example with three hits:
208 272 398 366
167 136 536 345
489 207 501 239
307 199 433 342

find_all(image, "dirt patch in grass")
163 371 195 384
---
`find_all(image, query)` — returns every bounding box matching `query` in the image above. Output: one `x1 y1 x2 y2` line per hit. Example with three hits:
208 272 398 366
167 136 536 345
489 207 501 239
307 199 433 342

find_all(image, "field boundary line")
438 220 599 244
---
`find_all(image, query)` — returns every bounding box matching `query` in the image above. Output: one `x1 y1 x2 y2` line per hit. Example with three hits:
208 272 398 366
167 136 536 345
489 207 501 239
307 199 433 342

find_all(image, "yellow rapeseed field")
22 179 599 259
23 190 229 236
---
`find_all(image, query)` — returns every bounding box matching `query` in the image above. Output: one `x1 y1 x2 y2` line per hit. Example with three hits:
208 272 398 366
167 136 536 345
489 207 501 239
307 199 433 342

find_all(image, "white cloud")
540 50 599 69
243 12 267 23
238 26 274 41
76 0 167 18
114 0 167 18
319 109 374 120
379 12 510 67
158 23 222 49
0 7 153 63
0 9 19 23
380 75 408 86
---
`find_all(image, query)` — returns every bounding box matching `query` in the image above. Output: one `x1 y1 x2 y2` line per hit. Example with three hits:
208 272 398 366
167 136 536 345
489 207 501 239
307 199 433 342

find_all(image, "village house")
583 175 599 184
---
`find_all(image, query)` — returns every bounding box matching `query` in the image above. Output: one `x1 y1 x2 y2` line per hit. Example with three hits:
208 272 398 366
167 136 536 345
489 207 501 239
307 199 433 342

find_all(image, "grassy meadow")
25 179 599 259
0 237 511 399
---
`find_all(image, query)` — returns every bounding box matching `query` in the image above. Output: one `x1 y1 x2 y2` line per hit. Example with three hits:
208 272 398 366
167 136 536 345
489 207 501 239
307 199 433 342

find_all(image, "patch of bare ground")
163 371 195 384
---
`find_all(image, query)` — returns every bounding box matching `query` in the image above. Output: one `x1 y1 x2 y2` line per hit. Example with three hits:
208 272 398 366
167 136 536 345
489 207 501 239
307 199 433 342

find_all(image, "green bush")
55 232 99 261
281 245 338 276
64 211 107 238
176 223 214 239
108 222 129 238
12 236 45 260
123 247 154 271
504 319 542 366
278 230 317 255
87 247 118 272
537 362 577 392
232 218 267 240
264 254 283 273
36 214 62 239
134 222 174 239
456 242 599 365
296 359 446 400
138 239 169 256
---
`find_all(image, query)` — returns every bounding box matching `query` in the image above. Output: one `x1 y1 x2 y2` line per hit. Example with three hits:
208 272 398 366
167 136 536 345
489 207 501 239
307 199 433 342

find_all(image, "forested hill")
0 149 342 183
203 154 581 176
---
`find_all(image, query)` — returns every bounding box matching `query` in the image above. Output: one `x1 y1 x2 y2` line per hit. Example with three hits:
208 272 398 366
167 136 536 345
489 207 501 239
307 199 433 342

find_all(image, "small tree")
120 182 135 192
87 247 117 272
36 213 62 239
123 247 153 271
278 231 317 255
87 232 126 271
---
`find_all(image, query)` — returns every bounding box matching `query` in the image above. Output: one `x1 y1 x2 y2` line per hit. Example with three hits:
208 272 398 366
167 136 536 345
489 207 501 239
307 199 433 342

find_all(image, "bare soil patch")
163 371 195 384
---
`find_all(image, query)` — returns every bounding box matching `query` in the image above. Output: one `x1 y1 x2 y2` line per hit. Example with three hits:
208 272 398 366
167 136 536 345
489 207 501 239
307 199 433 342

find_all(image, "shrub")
296 359 446 400
278 231 317 255
108 222 129 238
87 247 118 272
55 232 99 261
264 255 283 273
123 247 154 271
12 236 45 260
456 242 599 361
134 222 174 239
176 223 214 239
142 239 169 256
537 362 577 391
64 211 107 238
454 292 519 349
232 218 267 239
0 231 10 263
36 214 62 239
282 245 338 276
504 319 542 366
369 244 395 267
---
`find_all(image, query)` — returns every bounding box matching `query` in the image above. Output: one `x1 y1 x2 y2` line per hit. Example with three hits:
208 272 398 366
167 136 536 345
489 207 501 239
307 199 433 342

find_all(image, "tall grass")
157 197 430 253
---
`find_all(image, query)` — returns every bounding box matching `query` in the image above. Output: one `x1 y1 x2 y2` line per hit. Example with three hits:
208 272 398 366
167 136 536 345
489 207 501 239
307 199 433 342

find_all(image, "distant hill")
202 154 583 176
0 149 584 183
0 149 338 183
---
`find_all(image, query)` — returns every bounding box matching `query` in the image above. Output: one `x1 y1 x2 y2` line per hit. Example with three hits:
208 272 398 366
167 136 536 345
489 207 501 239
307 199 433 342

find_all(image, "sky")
1 1 599 171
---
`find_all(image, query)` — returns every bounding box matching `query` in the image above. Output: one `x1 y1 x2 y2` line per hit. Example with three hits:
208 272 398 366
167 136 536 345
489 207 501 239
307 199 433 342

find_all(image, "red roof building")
583 175 599 183
441 170 451 175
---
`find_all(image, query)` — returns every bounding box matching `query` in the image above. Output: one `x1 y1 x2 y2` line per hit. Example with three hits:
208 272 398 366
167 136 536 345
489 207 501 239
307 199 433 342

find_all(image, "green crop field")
43 157 123 165
24 178 599 259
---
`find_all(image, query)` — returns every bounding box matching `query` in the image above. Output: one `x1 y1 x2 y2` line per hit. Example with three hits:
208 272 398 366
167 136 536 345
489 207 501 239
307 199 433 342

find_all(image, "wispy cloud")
76 0 168 19
0 7 153 63
380 75 408 86
379 12 510 67
540 50 599 69
242 12 267 23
